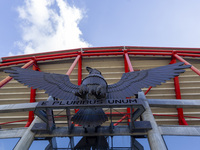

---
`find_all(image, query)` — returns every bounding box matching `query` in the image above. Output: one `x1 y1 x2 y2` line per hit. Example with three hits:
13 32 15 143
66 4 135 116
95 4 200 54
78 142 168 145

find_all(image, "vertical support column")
78 52 82 86
25 87 36 127
75 52 82 113
25 62 40 127
174 75 188 125
124 49 134 124
171 52 188 125
139 92 167 150
14 96 55 150
124 51 129 73
124 50 134 72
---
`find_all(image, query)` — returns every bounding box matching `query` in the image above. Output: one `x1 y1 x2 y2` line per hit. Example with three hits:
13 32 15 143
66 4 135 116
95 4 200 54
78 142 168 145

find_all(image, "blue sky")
1 0 200 149
1 0 200 58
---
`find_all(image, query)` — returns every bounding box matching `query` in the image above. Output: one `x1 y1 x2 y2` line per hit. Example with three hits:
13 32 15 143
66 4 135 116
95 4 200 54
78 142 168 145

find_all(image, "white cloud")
16 0 90 54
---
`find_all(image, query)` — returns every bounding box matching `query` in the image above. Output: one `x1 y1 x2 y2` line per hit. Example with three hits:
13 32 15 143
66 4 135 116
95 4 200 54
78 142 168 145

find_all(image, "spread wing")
4 67 79 100
107 62 191 99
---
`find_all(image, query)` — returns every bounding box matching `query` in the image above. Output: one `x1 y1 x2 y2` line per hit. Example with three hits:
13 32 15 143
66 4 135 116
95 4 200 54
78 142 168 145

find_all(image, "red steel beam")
124 51 134 72
0 59 35 88
36 54 78 62
65 54 81 121
128 49 200 54
124 53 129 73
124 52 130 124
174 54 200 76
75 53 82 113
24 87 36 127
128 49 173 53
78 53 82 86
1 49 121 63
25 62 40 127
2 51 78 63
3 48 200 64
128 52 172 56
178 53 200 57
1 47 121 61
0 60 30 67
127 45 200 51
66 55 81 75
2 50 200 68
82 52 124 57
0 119 28 125
82 49 122 53
170 55 188 125
83 46 200 55
123 51 134 124
114 115 128 126
174 76 188 125
0 54 78 67
145 86 152 95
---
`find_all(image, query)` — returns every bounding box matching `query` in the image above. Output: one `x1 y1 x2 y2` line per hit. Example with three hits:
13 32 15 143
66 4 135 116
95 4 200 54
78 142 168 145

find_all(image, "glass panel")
0 138 20 149
56 137 82 149
56 137 70 148
108 136 150 149
27 136 150 149
164 136 200 150
29 139 49 150
113 136 130 147
137 138 150 150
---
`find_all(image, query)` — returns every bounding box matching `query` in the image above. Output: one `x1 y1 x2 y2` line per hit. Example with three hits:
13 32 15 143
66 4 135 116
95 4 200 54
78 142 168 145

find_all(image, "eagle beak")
86 67 93 73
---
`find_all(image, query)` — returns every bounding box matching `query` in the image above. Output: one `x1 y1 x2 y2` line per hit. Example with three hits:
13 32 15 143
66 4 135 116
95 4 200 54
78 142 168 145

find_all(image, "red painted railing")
1 47 200 67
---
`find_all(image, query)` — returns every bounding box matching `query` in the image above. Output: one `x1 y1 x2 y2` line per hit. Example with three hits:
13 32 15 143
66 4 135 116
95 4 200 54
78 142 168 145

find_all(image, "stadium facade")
0 46 200 149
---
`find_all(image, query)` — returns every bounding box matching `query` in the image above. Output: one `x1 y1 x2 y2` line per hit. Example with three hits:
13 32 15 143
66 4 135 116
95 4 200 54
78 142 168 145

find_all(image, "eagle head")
86 66 102 75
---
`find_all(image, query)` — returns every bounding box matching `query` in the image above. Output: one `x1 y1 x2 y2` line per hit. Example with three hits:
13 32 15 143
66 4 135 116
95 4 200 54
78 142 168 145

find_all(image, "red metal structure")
0 46 200 127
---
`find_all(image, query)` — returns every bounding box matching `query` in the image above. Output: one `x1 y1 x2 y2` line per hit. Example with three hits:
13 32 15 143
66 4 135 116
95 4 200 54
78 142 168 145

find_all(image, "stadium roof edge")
1 46 200 63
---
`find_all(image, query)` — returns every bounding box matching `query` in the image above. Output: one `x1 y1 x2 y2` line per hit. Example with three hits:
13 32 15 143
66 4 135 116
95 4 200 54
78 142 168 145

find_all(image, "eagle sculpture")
4 62 190 127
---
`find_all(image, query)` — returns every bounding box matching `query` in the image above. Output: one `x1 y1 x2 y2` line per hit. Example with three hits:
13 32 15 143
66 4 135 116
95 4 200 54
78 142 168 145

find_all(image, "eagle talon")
95 85 106 99
75 85 88 99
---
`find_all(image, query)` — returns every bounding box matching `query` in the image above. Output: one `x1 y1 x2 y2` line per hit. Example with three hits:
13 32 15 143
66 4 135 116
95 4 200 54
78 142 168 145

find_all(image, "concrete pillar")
139 92 167 150
14 116 43 150
14 96 54 150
